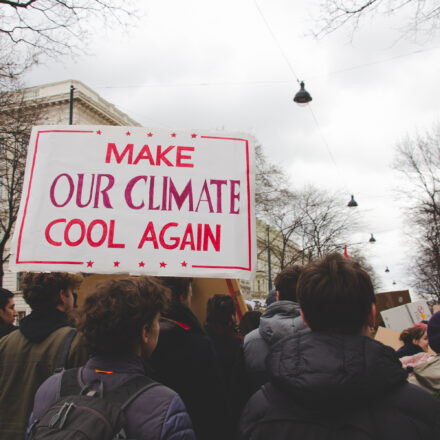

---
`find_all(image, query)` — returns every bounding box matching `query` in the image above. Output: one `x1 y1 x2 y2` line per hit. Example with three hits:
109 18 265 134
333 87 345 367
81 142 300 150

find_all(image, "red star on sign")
147 132 153 137
160 262 167 268
139 261 145 267
96 130 102 135
191 134 197 138
171 133 176 137
114 261 120 267
181 261 188 267
126 131 131 136
86 261 94 268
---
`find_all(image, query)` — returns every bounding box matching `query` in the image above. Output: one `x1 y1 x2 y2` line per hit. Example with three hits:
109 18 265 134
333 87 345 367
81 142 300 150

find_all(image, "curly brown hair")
21 272 82 311
78 277 169 356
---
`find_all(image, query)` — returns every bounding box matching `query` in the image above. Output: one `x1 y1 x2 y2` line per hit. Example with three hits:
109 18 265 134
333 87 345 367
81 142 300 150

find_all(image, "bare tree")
0 83 41 284
296 186 355 262
255 144 290 217
0 0 137 65
394 125 440 301
313 0 440 40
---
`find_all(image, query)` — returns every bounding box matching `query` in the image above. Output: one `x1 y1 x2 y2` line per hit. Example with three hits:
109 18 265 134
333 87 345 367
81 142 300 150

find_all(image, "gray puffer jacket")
243 300 307 391
27 356 195 440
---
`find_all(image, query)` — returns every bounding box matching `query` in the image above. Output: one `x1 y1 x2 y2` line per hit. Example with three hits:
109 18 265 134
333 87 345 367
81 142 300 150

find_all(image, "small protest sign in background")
10 126 256 279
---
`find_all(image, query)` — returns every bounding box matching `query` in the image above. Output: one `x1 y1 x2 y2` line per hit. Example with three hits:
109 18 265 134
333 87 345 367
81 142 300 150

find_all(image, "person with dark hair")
239 311 261 336
28 277 195 440
239 253 440 440
397 324 429 358
242 265 307 391
150 277 227 440
205 294 245 434
0 272 88 440
0 287 18 338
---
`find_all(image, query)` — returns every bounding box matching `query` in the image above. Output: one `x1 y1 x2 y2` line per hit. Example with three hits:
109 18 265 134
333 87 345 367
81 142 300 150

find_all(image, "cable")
307 103 351 194
253 0 301 83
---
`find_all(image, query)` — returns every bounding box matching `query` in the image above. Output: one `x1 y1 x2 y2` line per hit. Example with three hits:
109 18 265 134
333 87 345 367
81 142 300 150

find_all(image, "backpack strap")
54 328 77 373
59 367 82 399
105 375 159 409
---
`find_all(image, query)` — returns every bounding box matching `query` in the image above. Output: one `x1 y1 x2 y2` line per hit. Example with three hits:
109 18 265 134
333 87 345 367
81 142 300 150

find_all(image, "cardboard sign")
10 126 256 279
380 300 431 332
76 275 247 324
374 290 411 325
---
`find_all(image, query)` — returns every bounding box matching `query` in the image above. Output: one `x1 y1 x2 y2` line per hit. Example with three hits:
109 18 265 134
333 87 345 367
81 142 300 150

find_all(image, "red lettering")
203 224 221 251
138 221 159 249
156 145 174 166
230 180 240 214
133 145 155 165
159 222 180 249
86 220 107 247
105 143 134 164
180 223 195 250
196 180 214 213
108 220 125 248
64 219 86 247
176 146 194 167
125 176 147 209
45 219 66 246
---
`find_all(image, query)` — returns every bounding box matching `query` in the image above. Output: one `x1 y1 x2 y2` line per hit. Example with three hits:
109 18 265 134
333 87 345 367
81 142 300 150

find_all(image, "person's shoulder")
32 372 63 419
239 387 270 437
380 381 440 422
244 328 260 345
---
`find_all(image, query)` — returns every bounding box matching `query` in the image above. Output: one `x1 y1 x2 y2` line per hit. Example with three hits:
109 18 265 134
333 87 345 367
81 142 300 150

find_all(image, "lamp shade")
293 81 312 104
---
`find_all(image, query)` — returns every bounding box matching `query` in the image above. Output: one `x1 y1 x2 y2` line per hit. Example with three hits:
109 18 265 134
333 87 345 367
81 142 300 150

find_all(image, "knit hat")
427 311 440 353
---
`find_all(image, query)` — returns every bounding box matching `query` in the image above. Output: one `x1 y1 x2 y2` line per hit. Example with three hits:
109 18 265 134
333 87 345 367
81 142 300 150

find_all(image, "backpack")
248 383 377 440
28 367 158 440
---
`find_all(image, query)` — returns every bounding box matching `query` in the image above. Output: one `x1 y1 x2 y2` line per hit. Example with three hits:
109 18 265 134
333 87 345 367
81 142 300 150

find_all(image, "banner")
10 126 256 279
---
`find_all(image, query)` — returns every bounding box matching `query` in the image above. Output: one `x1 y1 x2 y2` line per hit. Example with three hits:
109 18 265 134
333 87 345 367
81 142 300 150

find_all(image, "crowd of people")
1 253 440 439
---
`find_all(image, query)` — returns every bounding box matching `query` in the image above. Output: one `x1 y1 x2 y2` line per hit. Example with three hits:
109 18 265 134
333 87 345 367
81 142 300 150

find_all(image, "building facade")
2 79 140 315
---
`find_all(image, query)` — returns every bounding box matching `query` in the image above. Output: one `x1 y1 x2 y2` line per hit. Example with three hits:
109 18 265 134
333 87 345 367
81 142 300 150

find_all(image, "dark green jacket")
0 325 87 440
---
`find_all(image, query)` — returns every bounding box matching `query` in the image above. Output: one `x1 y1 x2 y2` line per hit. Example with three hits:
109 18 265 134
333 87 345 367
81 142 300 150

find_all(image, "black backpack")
28 367 158 440
248 383 377 440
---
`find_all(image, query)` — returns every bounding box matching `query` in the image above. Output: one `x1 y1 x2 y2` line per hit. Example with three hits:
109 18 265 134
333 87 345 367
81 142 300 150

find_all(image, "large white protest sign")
10 126 256 279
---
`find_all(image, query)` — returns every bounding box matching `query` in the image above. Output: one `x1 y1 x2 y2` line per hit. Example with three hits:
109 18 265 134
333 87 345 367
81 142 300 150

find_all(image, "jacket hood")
268 331 408 409
19 309 70 342
412 356 440 392
258 300 303 345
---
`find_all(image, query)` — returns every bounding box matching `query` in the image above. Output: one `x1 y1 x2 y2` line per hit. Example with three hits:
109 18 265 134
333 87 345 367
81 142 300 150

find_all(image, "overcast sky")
23 0 440 295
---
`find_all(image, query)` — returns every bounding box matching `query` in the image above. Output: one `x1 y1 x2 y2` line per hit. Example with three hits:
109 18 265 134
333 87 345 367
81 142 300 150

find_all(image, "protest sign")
381 300 431 332
10 126 256 279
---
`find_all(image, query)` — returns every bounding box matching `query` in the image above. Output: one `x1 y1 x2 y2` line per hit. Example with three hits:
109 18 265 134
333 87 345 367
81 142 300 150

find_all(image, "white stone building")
2 79 140 317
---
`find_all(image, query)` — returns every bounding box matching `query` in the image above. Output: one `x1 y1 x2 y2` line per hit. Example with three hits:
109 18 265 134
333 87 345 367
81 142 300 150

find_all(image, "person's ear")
276 291 279 302
367 304 376 328
141 324 149 345
300 310 310 328
59 289 67 305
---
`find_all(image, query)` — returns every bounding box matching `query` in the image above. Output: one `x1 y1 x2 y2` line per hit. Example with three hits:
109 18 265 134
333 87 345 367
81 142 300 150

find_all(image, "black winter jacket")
239 331 440 440
150 302 228 440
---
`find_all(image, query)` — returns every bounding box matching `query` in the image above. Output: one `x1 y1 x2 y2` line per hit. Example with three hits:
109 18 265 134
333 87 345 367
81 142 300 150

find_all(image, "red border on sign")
16 130 94 265
192 136 252 272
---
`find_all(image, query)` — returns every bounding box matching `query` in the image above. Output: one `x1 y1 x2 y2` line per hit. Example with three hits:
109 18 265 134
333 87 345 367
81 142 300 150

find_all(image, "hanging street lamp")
293 81 312 105
347 195 358 207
